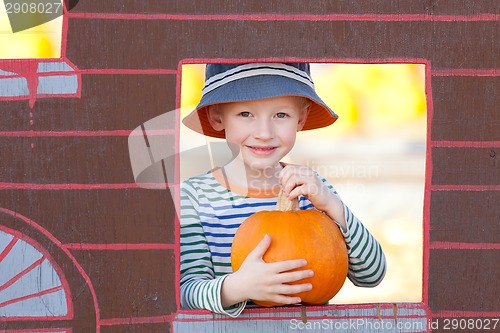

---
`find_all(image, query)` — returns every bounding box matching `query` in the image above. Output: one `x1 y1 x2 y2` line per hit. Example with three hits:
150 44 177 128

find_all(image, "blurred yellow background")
0 0 62 59
0 4 426 304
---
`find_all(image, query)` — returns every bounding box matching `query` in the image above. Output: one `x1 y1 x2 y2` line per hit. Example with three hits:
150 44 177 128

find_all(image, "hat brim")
182 74 338 139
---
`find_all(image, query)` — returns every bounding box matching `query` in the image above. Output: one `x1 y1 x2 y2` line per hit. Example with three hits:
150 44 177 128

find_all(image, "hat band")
201 63 315 97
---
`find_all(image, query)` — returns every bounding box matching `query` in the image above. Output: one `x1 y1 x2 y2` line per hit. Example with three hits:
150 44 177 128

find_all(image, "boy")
181 63 386 317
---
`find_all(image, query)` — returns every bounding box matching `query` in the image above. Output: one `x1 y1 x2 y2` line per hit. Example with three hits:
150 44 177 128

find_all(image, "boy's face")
207 96 310 173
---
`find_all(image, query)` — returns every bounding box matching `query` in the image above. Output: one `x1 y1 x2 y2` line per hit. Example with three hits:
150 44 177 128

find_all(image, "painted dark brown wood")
70 0 500 15
430 191 500 243
0 100 32 131
66 19 498 70
0 135 175 184
34 74 176 131
431 147 500 185
428 249 500 312
100 323 171 333
0 188 175 244
69 249 177 319
431 76 500 141
0 74 176 132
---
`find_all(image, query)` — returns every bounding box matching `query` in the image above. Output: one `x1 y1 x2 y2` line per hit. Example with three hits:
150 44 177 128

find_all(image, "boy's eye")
275 112 288 118
239 111 251 117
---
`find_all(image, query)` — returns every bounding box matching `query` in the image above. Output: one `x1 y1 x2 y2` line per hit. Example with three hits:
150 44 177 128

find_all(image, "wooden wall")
0 1 498 332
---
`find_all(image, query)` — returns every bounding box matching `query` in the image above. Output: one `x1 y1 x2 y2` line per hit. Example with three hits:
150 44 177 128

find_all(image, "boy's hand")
221 234 313 307
279 164 347 231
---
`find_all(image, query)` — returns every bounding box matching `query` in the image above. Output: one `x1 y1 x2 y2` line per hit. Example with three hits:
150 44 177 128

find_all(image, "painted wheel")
0 226 71 321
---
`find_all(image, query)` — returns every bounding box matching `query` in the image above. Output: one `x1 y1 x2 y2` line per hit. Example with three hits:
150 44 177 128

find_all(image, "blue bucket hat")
182 63 338 138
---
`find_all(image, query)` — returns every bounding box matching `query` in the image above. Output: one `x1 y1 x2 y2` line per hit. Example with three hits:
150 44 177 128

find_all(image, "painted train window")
0 0 79 108
178 62 426 306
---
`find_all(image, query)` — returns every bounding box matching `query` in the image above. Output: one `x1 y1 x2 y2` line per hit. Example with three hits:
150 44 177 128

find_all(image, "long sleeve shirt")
180 168 386 317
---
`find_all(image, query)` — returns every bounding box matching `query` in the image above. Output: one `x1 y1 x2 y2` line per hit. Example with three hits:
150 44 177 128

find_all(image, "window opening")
179 62 426 305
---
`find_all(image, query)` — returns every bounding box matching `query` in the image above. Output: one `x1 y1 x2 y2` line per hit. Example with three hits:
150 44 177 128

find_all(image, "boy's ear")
206 105 225 131
297 100 311 131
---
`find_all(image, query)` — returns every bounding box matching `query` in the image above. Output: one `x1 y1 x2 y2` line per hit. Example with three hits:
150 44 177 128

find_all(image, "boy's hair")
183 63 338 139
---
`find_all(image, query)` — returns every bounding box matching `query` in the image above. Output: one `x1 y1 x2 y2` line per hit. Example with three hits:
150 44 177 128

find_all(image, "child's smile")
207 96 310 176
245 145 278 157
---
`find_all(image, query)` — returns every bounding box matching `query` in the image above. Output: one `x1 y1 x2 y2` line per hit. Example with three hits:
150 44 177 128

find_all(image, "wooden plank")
69 249 177 319
431 76 500 141
70 0 500 15
0 100 32 132
35 74 176 131
174 305 428 333
430 191 500 243
428 249 500 312
0 135 175 184
66 19 498 70
0 74 176 132
431 147 500 185
101 323 171 333
0 188 175 244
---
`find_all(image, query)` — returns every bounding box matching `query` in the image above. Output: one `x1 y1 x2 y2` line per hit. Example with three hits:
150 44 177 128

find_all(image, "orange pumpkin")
231 191 348 307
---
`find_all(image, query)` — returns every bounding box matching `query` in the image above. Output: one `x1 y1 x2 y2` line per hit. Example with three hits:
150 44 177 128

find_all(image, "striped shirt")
180 168 386 317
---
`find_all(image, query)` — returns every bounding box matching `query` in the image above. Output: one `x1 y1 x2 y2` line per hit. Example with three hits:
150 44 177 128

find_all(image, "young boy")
180 63 386 317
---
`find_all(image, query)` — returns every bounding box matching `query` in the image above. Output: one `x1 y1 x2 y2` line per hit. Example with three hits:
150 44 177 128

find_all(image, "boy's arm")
339 203 386 286
319 177 387 287
180 181 246 317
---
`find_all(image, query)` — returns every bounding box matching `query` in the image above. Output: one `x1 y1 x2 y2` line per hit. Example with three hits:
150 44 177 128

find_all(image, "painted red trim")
79 69 177 75
432 311 500 318
176 314 428 323
0 256 46 293
100 303 427 326
67 12 499 22
63 243 175 251
0 237 17 263
0 71 78 79
3 329 70 333
100 315 174 325
0 209 100 332
62 57 83 99
431 185 500 191
430 242 500 250
60 0 69 58
432 68 499 77
0 58 72 64
0 130 174 137
0 315 71 322
0 285 64 308
0 94 79 103
431 141 500 148
171 57 432 319
422 60 434 306
174 63 183 311
182 315 427 323
180 57 430 66
0 182 170 190
176 302 427 316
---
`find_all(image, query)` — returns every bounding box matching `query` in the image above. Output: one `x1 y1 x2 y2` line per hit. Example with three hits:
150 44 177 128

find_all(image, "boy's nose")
253 119 274 140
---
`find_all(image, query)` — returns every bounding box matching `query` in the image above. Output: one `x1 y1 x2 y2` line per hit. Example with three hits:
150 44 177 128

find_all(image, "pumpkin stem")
277 189 300 212
300 305 308 323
